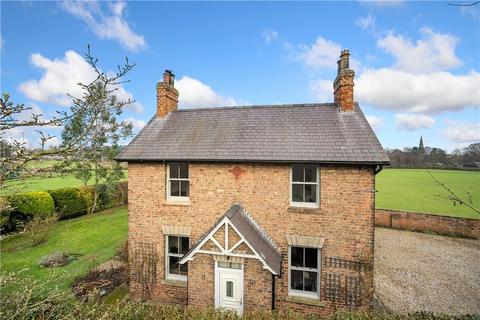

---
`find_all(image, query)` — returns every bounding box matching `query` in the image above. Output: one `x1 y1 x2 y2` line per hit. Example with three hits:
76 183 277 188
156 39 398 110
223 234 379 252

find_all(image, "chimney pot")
333 49 355 112
163 69 175 85
156 69 178 117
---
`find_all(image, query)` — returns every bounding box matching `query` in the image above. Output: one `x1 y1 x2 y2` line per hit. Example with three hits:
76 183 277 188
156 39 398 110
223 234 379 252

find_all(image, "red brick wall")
375 209 480 239
127 162 376 315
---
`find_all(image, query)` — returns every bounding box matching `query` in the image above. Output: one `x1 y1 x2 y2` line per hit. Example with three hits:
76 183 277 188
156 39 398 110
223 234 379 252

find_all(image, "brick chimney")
333 49 355 112
156 70 178 117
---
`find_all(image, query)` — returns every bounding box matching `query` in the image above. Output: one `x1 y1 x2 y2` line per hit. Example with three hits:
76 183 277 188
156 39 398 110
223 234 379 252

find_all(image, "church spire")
418 136 425 159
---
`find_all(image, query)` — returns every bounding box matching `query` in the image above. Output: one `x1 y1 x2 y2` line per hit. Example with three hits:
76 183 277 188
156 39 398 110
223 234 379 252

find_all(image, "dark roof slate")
116 103 389 164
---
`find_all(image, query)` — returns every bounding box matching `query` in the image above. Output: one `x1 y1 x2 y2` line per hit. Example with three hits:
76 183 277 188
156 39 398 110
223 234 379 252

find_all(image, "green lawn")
2 174 127 194
0 206 128 292
1 159 127 194
376 168 480 219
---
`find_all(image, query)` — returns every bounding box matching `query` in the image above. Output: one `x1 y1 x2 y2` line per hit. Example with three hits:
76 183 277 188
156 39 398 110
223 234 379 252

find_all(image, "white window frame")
165 235 189 282
290 165 320 208
288 246 321 299
166 163 189 203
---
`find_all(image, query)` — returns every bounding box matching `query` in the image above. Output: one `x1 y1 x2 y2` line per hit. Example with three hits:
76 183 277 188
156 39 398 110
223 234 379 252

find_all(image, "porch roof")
179 204 282 275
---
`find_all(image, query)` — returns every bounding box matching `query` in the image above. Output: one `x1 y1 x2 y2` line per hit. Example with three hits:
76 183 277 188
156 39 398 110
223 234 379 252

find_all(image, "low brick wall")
375 209 480 239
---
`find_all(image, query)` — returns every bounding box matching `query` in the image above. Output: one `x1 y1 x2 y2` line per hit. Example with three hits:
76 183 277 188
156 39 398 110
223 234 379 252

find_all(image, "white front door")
215 262 244 316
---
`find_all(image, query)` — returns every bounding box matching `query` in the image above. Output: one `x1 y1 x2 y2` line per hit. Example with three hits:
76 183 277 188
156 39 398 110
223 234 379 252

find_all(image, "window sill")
164 200 190 206
287 206 321 214
284 295 325 307
161 279 187 288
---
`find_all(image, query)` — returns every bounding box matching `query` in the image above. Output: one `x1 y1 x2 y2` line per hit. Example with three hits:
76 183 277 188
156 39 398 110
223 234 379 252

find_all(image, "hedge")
0 192 56 234
0 183 127 234
48 188 89 219
7 191 55 219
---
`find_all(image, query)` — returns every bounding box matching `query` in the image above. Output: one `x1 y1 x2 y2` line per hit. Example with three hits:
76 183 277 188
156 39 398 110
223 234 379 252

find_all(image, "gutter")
116 158 391 166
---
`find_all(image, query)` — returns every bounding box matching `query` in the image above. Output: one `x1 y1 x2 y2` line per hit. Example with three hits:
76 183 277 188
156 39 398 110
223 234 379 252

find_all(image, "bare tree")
0 94 69 190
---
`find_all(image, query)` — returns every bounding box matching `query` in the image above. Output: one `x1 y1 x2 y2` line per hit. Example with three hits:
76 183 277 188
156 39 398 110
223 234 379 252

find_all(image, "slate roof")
179 203 282 275
116 103 389 164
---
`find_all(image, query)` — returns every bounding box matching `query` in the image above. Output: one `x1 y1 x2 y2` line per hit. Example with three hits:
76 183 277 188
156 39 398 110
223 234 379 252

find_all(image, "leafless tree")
0 94 69 191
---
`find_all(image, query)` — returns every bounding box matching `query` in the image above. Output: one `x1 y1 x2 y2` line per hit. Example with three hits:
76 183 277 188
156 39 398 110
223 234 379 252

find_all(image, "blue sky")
1 1 479 152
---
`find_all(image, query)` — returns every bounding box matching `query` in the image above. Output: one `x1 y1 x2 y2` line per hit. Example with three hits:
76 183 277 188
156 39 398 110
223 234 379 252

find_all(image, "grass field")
376 169 480 219
1 160 127 194
2 174 127 194
0 206 128 292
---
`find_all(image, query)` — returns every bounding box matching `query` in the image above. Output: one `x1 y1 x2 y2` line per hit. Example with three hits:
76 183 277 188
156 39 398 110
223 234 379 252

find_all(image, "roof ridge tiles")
174 103 337 113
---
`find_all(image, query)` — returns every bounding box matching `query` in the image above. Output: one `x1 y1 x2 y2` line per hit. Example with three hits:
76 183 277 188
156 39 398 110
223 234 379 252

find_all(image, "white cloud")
0 34 3 49
61 1 146 51
356 68 480 113
442 120 480 145
175 76 241 108
124 117 146 132
355 13 375 31
295 36 361 71
298 36 342 69
261 28 279 44
394 113 435 131
20 51 95 106
366 115 385 131
112 84 144 113
309 79 332 102
19 50 143 112
377 27 462 73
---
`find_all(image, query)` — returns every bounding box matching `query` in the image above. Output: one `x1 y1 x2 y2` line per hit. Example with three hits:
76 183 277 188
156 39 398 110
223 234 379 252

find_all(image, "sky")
1 0 479 152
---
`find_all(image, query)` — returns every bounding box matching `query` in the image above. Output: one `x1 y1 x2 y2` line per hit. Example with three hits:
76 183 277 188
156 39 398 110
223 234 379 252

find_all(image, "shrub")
96 184 115 210
39 252 70 268
77 186 95 214
7 191 55 219
49 187 88 219
25 214 58 246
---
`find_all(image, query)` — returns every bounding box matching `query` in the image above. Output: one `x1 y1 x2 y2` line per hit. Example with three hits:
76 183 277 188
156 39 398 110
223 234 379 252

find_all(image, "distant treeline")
387 142 480 169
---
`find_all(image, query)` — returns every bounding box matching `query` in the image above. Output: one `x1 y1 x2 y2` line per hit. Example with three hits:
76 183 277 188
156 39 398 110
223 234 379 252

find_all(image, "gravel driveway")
374 228 480 315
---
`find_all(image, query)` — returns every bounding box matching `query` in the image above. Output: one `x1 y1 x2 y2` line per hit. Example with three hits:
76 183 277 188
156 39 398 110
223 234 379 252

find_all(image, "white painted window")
167 163 189 202
166 235 189 281
290 164 319 208
288 246 320 298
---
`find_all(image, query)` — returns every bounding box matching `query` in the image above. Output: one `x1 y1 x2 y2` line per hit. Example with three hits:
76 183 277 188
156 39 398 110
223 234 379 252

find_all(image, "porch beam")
228 239 244 253
197 250 257 259
210 236 225 253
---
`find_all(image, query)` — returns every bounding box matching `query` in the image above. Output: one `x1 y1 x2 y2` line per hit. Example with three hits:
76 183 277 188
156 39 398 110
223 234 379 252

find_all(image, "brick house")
116 49 389 316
